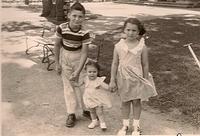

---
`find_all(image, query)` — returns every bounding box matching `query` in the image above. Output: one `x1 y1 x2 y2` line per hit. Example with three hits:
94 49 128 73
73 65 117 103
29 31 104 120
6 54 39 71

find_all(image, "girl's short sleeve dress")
115 38 157 102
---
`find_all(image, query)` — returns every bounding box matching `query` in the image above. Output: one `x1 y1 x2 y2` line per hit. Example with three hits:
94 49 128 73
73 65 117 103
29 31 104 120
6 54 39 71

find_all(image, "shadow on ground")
2 21 43 32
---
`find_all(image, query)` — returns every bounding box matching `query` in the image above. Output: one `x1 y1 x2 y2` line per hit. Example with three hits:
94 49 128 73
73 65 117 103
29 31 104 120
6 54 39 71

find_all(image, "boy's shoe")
82 110 91 120
100 122 107 131
132 126 141 136
88 120 99 129
117 126 128 135
66 114 76 127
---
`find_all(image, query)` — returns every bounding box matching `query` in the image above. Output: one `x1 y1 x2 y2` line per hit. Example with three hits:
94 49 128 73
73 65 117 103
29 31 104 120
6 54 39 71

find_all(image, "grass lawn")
145 15 200 126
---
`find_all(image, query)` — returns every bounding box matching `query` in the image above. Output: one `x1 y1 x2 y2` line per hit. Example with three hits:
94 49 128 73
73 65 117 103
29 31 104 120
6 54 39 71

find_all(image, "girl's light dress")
115 38 157 102
83 76 112 109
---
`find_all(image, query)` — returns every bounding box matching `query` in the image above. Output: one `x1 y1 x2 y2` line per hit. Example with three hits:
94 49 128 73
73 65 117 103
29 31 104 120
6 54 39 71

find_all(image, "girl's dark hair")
85 59 100 72
123 18 146 35
70 2 86 15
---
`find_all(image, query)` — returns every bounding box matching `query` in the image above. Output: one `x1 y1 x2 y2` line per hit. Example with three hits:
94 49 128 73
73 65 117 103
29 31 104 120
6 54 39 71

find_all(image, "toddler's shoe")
132 126 141 136
100 122 107 131
88 119 99 129
117 126 128 135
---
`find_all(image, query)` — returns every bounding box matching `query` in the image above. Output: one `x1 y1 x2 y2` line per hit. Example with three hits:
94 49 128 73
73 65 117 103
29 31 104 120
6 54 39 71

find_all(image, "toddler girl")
83 60 112 131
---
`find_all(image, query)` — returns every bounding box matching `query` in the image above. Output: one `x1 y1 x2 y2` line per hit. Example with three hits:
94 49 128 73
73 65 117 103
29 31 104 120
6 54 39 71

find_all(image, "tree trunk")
41 0 53 17
25 0 29 5
48 3 56 18
56 0 65 21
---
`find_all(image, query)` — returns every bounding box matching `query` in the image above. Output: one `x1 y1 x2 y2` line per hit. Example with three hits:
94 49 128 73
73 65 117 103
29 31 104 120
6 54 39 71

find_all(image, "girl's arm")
54 37 62 74
141 45 149 79
70 44 88 80
109 47 119 91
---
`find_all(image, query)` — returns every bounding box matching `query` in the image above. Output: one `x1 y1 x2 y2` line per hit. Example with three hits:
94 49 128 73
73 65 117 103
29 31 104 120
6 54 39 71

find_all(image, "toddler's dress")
83 76 112 109
115 38 157 102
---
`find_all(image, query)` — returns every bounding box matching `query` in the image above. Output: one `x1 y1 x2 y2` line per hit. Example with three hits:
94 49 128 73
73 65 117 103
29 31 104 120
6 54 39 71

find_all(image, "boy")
54 2 91 127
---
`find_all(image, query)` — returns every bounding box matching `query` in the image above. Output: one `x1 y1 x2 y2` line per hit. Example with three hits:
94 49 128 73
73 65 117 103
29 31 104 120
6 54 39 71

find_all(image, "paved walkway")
83 2 200 35
83 2 200 17
1 3 200 136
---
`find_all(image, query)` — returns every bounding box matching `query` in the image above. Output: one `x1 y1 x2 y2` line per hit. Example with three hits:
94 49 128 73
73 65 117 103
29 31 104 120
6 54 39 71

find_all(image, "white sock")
100 122 106 128
92 119 98 122
123 119 129 127
133 119 140 127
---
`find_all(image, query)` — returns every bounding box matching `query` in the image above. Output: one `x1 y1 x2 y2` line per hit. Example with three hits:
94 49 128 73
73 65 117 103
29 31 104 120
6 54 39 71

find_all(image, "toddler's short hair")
70 2 86 15
123 18 146 36
85 59 100 72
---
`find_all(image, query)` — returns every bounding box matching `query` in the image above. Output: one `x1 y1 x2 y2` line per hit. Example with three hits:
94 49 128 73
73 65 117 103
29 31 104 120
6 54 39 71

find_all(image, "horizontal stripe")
82 33 90 40
62 29 87 36
62 44 82 51
63 40 82 48
60 23 89 36
63 39 82 44
62 33 83 41
56 22 92 47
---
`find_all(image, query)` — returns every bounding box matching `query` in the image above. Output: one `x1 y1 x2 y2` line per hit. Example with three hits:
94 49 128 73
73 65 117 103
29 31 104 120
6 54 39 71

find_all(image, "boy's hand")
109 81 117 93
69 71 79 82
55 64 62 75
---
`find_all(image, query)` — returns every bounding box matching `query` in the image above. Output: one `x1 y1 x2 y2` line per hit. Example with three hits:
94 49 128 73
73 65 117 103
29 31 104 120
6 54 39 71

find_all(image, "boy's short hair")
123 18 146 36
70 2 86 15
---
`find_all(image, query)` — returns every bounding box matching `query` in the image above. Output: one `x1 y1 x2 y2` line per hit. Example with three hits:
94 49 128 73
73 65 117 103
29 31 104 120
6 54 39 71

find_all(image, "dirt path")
1 5 200 136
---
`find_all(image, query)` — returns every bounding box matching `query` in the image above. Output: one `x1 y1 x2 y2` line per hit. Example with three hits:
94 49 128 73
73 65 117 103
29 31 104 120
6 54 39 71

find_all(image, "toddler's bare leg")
96 106 105 123
89 108 97 120
96 106 107 131
87 108 98 129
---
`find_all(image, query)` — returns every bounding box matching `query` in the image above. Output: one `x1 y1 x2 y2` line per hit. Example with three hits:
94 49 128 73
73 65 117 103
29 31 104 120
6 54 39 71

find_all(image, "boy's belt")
62 45 82 51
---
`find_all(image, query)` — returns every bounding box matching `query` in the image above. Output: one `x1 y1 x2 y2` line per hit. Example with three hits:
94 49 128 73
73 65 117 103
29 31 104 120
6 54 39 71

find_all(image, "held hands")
109 81 117 93
69 71 79 82
95 86 100 89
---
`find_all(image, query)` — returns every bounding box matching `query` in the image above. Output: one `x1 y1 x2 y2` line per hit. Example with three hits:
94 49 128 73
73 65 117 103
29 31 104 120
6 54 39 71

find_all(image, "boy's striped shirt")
56 22 91 50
